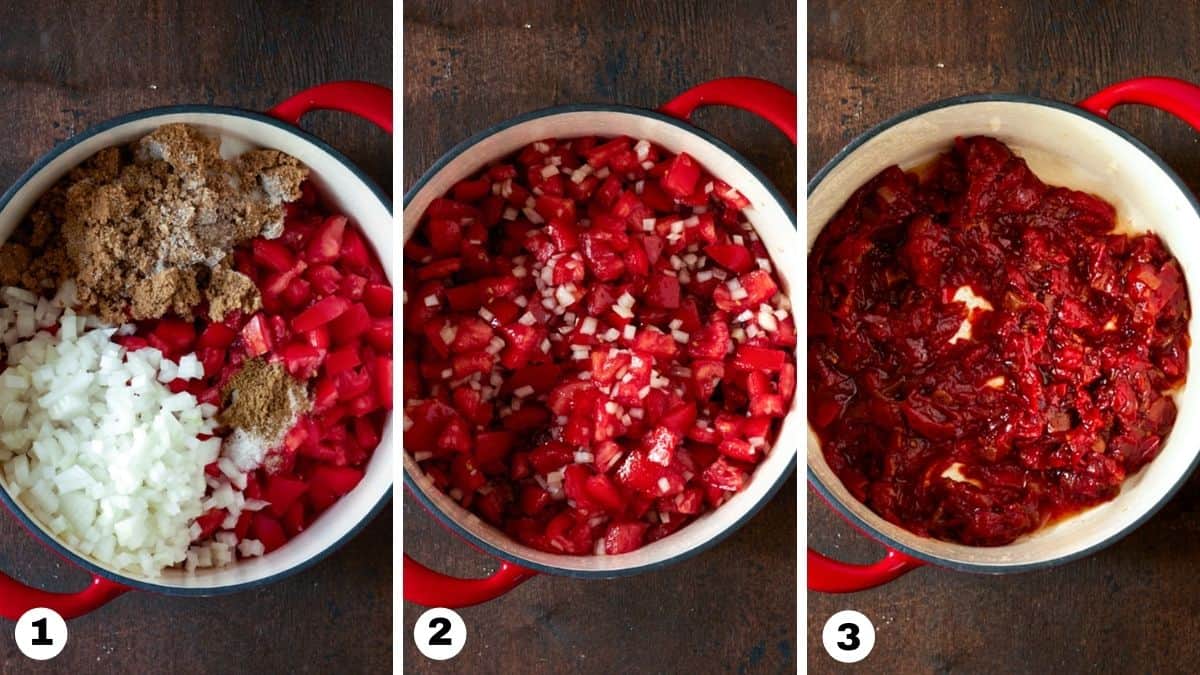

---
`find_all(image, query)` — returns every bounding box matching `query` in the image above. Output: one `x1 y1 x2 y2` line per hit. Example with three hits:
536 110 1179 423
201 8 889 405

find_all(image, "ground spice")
0 124 308 323
218 357 308 443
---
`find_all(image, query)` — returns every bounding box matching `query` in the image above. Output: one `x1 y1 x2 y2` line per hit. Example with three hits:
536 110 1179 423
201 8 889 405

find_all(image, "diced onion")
0 289 219 578
523 207 545 224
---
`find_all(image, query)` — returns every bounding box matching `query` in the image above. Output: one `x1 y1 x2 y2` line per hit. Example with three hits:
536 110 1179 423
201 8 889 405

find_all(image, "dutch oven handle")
1078 76 1200 131
659 77 797 143
268 80 393 134
0 568 128 621
808 547 924 593
404 555 536 608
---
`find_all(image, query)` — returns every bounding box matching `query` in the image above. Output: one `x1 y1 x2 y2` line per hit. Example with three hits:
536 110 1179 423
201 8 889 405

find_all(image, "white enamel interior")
0 111 393 590
404 110 801 574
808 100 1200 568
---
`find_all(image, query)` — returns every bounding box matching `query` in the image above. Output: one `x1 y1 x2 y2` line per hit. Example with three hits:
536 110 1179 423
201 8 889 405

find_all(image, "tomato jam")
808 136 1190 546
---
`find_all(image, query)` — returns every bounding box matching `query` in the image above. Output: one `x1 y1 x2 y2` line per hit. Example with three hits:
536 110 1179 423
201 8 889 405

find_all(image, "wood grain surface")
403 1 797 673
0 2 392 673
809 2 1200 673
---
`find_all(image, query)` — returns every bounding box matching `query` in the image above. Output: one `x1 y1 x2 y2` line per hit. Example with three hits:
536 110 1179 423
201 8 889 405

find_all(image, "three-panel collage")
3 1 1200 673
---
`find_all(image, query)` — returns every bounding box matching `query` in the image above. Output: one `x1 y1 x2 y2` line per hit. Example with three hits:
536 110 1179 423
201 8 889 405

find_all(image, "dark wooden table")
404 2 797 673
0 2 392 673
809 2 1200 672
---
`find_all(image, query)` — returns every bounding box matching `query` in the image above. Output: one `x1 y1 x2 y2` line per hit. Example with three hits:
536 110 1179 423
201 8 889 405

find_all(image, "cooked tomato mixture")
405 137 796 555
808 136 1190 546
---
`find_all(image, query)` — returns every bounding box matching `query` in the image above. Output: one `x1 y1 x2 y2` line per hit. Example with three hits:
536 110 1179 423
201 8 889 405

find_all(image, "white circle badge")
414 607 466 660
14 607 68 661
822 609 875 663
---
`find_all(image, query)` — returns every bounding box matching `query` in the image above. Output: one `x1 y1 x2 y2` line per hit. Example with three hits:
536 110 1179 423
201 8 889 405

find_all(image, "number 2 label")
414 608 466 660
427 617 453 646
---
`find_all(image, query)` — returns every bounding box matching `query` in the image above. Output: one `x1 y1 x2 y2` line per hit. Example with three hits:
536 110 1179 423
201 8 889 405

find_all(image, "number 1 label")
14 608 68 660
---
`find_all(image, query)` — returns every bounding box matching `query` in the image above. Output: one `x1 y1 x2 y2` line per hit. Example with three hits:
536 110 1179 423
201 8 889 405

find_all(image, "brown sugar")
130 268 202 320
205 265 262 321
0 124 308 323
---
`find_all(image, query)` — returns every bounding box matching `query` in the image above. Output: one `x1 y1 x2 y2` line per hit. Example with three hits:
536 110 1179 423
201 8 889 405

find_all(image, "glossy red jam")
808 136 1190 546
405 137 796 555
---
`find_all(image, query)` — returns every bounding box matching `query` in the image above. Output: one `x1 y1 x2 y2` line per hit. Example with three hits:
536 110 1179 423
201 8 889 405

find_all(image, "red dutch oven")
404 78 801 607
808 77 1200 591
0 81 393 620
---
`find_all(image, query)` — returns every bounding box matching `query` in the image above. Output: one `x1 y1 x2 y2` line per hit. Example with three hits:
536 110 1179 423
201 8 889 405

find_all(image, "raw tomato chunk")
240 313 273 356
192 509 226 541
266 476 309 518
325 344 361 375
704 243 755 273
305 215 348 264
731 345 787 372
604 521 649 554
293 296 351 332
311 466 364 497
660 152 701 198
152 319 196 355
197 322 237 349
363 282 393 316
253 513 288 552
280 343 324 379
328 303 371 344
252 238 296 272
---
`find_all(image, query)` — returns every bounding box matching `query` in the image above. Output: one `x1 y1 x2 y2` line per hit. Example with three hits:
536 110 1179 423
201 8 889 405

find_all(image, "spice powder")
219 357 308 447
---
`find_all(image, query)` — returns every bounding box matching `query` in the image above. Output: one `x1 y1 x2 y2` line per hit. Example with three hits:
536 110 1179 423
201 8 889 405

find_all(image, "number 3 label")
414 608 466 660
14 608 68 660
821 610 875 663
